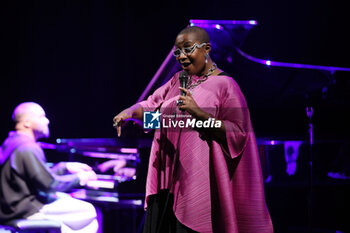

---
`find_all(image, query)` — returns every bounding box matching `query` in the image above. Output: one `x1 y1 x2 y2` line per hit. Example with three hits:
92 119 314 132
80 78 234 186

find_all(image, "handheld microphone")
179 71 188 96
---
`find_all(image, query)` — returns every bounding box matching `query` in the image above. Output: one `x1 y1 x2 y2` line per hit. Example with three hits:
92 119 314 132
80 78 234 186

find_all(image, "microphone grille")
179 71 188 82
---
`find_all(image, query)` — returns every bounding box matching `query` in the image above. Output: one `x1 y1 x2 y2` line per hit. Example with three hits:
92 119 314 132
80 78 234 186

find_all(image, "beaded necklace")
186 63 217 90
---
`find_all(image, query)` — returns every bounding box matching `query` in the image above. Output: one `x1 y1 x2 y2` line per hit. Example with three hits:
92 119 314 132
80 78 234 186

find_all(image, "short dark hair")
177 26 210 43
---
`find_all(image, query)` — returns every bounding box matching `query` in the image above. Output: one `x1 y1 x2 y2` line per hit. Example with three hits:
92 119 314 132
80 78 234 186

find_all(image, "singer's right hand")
113 110 133 137
113 104 144 137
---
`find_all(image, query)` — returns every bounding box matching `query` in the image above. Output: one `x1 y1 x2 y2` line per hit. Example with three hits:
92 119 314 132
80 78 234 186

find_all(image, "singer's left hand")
178 87 205 118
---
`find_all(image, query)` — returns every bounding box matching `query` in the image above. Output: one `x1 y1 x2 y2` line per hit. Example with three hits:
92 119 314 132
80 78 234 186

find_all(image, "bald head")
177 26 210 44
12 102 50 140
12 102 42 123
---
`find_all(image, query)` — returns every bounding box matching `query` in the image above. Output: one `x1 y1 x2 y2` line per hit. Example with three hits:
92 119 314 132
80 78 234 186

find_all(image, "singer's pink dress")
140 71 273 233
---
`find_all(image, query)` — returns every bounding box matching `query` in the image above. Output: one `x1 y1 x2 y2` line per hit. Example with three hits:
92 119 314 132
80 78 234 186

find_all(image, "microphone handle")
180 80 187 96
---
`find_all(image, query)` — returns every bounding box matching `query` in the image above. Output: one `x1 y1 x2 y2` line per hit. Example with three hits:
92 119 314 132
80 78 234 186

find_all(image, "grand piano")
41 19 350 232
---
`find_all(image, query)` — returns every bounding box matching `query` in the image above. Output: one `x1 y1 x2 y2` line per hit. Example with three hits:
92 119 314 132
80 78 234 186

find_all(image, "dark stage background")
1 0 350 232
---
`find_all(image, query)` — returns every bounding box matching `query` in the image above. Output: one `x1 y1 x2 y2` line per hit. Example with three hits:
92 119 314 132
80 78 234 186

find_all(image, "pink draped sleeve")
217 78 251 159
209 76 273 233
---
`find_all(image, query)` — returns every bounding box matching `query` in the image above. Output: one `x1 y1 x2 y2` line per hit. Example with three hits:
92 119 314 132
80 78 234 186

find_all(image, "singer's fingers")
113 113 125 128
178 105 185 111
114 114 129 137
117 125 122 137
113 118 119 127
179 87 192 96
178 95 186 101
113 115 121 136
113 115 120 122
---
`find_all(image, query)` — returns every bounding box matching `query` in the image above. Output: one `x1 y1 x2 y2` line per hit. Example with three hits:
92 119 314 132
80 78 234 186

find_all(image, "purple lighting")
236 47 350 72
249 20 257 25
215 24 223 30
82 152 138 160
189 23 224 30
190 19 258 26
120 148 138 153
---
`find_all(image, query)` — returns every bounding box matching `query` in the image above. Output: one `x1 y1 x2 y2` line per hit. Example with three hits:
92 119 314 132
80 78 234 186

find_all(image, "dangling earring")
205 53 209 64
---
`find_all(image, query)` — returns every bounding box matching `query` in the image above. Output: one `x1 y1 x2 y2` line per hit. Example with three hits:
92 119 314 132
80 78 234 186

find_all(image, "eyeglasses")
173 43 206 57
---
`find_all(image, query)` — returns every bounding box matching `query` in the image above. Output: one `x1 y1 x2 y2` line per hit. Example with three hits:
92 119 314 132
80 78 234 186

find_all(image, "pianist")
0 102 100 233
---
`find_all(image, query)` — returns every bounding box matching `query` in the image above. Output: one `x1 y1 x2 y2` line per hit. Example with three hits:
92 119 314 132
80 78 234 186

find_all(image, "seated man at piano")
0 102 101 233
